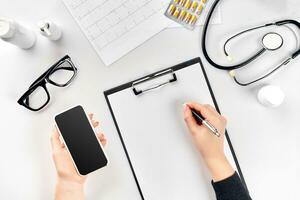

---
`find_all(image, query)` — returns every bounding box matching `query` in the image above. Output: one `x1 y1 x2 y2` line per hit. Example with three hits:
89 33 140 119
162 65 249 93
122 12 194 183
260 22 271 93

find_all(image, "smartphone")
54 105 108 175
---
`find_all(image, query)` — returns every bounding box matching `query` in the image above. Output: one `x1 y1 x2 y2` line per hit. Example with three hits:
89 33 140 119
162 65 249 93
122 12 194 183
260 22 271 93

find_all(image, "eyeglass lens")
26 86 49 110
48 60 76 86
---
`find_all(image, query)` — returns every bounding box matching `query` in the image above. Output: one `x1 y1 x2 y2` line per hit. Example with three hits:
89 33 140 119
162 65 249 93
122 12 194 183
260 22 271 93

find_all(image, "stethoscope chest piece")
262 32 284 51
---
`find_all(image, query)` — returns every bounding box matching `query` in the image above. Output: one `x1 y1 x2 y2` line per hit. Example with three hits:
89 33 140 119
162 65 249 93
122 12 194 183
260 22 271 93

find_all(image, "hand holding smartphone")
55 105 108 175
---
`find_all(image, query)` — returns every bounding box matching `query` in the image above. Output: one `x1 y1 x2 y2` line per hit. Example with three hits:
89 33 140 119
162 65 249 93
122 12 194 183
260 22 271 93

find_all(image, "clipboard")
104 58 248 199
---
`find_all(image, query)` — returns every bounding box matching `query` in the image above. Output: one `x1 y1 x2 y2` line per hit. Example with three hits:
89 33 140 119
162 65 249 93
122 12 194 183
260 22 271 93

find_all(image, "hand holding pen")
183 102 234 182
190 108 220 137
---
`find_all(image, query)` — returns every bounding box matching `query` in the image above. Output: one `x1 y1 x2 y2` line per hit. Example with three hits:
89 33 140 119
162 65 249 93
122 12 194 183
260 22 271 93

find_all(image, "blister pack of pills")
165 0 208 30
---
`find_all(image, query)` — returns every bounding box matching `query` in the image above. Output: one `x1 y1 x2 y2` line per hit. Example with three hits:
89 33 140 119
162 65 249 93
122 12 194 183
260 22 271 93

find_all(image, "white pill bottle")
0 18 36 49
257 85 285 107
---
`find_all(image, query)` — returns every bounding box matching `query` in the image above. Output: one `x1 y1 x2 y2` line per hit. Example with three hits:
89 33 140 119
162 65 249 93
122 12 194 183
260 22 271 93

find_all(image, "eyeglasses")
18 55 78 111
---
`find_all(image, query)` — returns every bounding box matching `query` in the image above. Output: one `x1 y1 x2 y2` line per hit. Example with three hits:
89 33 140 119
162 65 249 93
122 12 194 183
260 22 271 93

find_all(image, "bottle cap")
0 18 15 39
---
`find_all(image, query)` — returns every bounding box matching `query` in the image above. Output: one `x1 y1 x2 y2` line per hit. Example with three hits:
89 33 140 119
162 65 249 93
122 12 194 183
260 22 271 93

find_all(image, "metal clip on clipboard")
132 69 177 95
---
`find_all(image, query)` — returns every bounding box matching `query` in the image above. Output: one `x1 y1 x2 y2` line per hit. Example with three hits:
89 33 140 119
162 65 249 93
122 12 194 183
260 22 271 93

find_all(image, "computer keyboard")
63 0 169 65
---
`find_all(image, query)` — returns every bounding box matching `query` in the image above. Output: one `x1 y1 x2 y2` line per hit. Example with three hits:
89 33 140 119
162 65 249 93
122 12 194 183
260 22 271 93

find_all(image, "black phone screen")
55 106 108 175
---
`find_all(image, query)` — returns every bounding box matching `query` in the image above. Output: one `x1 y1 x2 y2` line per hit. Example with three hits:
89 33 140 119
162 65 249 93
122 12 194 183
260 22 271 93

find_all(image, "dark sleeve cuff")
211 172 251 200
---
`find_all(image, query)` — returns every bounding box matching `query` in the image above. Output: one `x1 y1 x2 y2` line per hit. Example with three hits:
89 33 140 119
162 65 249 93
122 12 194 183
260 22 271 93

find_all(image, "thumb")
183 104 198 132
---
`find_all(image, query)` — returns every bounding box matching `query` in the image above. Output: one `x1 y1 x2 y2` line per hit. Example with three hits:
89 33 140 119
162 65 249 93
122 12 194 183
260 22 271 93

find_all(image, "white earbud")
38 20 62 41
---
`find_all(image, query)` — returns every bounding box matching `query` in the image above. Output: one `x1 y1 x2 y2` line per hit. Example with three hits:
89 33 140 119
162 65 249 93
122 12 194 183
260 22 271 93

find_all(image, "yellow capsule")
179 0 186 6
191 1 199 11
173 0 180 4
201 0 207 3
190 15 198 25
196 3 204 14
184 13 193 23
168 4 176 15
184 0 192 9
173 8 180 18
179 10 187 20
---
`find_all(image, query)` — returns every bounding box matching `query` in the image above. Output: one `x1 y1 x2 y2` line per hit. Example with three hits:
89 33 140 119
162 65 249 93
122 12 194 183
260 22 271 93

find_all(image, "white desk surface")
0 0 299 199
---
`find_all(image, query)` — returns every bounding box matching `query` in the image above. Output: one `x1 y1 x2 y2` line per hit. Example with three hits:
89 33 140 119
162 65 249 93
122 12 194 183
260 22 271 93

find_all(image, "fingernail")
183 103 188 111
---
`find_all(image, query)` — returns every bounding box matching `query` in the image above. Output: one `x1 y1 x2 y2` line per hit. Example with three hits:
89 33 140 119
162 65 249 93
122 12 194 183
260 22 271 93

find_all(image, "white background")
0 0 299 199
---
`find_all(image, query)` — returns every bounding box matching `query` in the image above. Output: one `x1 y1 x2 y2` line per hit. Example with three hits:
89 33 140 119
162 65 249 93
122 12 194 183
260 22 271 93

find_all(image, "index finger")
186 102 220 120
88 113 94 120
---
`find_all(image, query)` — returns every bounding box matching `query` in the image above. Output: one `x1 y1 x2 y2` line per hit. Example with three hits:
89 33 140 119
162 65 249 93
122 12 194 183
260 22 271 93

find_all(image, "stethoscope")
202 0 300 86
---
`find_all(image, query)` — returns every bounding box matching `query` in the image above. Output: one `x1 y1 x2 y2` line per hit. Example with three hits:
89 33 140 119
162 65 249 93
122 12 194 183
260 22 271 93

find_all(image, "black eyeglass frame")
17 55 78 111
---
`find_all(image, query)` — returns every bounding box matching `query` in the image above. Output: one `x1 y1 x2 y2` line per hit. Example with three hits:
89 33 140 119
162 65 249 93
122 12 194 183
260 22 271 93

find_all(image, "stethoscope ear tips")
226 55 233 62
228 70 236 77
262 32 284 51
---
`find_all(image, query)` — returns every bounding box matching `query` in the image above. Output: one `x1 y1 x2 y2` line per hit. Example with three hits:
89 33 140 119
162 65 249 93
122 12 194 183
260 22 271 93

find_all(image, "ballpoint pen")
191 108 220 137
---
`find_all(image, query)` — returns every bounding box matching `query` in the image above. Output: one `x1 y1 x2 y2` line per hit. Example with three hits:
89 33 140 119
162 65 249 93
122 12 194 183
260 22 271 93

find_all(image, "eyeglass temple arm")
51 66 76 73
28 65 76 88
